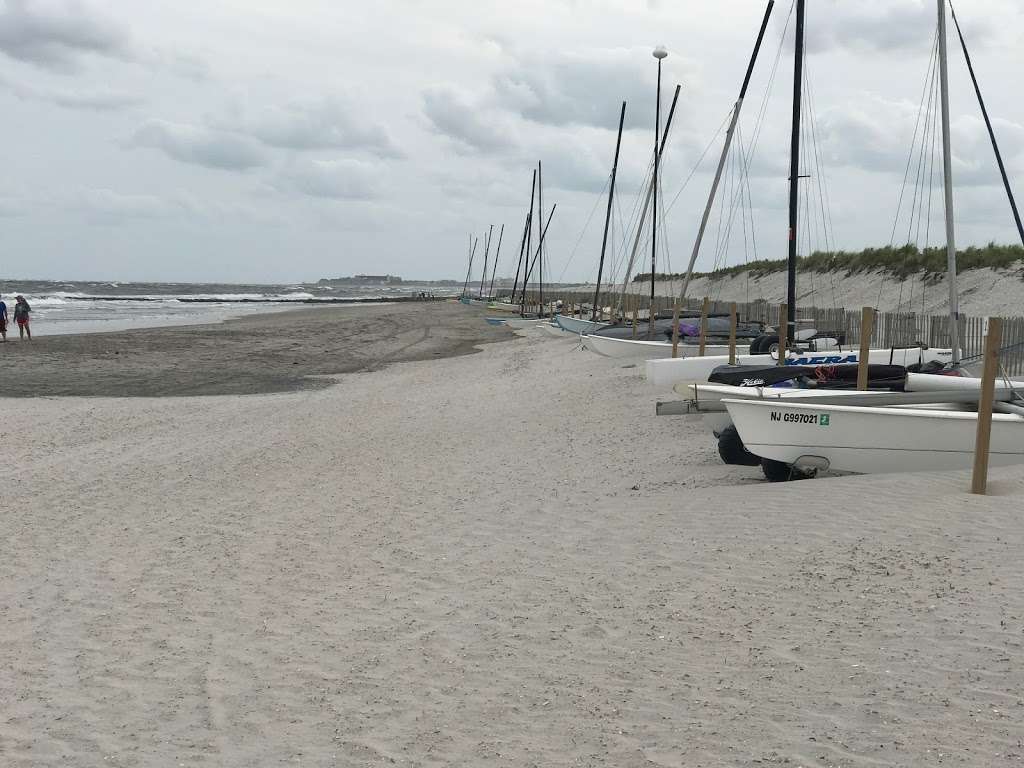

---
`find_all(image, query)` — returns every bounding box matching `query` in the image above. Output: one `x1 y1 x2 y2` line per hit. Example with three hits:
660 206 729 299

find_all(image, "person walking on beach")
13 295 31 340
0 295 7 341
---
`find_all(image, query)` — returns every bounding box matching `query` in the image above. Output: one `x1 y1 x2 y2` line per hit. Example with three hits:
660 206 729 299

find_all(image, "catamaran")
725 0 1024 479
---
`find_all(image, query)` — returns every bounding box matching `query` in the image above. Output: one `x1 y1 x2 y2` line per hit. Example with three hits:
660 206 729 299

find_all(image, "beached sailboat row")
460 0 1023 483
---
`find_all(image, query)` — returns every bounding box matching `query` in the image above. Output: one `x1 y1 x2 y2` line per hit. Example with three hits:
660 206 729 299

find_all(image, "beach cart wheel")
750 334 778 355
761 458 815 482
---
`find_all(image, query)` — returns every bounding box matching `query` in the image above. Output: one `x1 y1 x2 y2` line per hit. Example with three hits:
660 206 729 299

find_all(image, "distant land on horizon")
316 274 461 286
316 274 590 289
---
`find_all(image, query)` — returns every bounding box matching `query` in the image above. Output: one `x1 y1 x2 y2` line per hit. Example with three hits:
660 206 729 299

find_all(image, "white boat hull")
502 317 547 329
555 315 607 335
487 302 521 314
648 347 954 388
540 323 573 338
583 333 748 360
690 382 999 437
723 398 1024 474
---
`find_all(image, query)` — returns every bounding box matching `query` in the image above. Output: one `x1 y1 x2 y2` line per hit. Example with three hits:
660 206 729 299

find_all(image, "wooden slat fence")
505 288 1024 376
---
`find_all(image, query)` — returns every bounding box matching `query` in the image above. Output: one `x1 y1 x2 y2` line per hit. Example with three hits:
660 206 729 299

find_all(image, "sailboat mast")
650 47 668 337
521 205 557 294
677 1 774 307
511 171 536 305
487 224 505 298
461 235 478 298
951 8 1024 246
785 0 806 350
520 175 536 312
593 101 627 321
615 85 681 319
510 210 530 304
478 224 493 298
537 161 544 315
937 0 960 365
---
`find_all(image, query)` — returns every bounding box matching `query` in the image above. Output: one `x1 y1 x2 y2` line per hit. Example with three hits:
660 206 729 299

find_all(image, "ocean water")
0 280 457 336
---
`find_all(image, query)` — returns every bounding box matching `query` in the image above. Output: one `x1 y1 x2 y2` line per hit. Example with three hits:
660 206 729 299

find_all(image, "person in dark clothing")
0 294 7 341
13 295 31 340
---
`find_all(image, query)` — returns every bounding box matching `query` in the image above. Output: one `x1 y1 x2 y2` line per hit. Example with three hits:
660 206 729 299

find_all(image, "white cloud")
2 0 1023 282
218 96 401 157
0 71 140 110
273 158 381 200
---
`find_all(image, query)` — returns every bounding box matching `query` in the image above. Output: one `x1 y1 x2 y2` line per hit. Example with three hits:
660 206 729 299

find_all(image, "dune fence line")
506 290 1024 377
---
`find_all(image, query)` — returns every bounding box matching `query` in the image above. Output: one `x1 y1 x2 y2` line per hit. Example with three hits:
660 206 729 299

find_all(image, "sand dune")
604 265 1024 317
1 310 1022 766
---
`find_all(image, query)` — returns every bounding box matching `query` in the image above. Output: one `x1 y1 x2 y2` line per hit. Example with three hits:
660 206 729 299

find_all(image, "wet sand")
0 301 511 397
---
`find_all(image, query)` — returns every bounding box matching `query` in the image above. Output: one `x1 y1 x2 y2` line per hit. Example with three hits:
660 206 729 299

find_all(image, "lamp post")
649 45 668 338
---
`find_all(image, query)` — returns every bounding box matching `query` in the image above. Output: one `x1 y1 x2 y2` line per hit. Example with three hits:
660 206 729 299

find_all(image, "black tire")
717 426 761 466
751 334 779 355
761 458 816 482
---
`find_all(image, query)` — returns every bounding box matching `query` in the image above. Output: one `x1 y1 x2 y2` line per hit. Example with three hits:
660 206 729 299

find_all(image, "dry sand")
2 305 1023 767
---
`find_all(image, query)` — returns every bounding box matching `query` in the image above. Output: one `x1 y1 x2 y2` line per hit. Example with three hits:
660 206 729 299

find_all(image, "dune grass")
634 242 1024 282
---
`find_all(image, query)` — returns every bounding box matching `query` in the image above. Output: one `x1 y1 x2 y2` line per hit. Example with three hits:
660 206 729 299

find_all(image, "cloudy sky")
1 0 1022 284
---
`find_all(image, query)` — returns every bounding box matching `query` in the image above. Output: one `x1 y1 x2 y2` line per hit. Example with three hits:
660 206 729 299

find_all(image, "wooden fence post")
777 303 788 367
698 297 709 357
857 306 874 391
728 302 738 365
971 317 1003 495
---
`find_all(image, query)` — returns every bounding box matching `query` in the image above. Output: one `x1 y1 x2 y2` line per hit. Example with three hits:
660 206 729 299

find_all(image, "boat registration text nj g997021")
770 411 831 426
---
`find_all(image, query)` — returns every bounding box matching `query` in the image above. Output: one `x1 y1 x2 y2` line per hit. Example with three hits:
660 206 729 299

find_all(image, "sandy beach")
2 303 1023 767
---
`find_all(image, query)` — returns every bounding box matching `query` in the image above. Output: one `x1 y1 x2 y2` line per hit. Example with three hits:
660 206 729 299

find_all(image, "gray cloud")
273 158 381 200
817 96 1024 188
422 85 516 152
804 0 997 55
0 0 129 72
492 46 692 131
73 188 179 220
0 72 140 110
817 97 916 172
0 194 29 217
219 97 401 158
126 119 267 171
140 48 210 82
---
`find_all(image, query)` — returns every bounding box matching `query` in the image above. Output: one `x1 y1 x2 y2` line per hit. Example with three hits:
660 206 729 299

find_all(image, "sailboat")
486 164 558 327
725 0 1024 479
581 7 775 359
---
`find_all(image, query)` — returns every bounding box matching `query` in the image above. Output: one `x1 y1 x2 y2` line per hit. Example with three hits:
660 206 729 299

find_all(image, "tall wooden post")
698 297 710 356
728 302 738 365
857 306 873 391
631 299 639 339
971 317 1002 495
777 303 788 366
